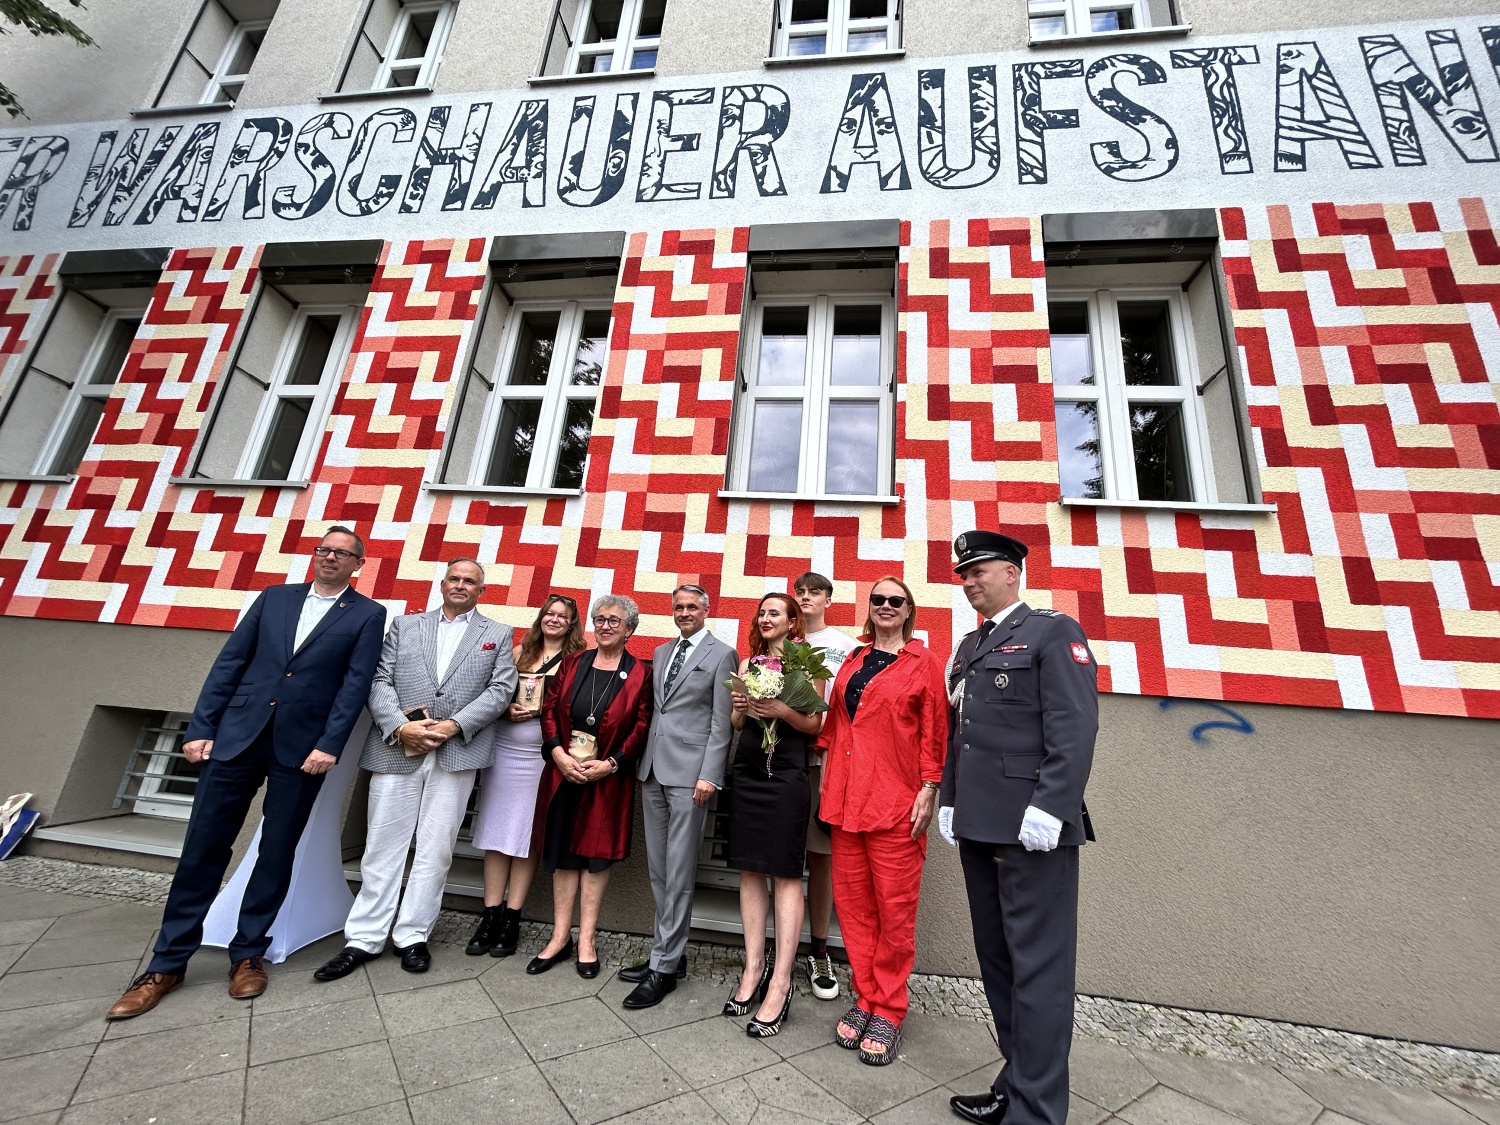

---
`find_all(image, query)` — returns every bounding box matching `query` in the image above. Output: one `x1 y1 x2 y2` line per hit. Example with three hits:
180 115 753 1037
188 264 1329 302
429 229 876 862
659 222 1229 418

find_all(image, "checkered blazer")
361 608 518 774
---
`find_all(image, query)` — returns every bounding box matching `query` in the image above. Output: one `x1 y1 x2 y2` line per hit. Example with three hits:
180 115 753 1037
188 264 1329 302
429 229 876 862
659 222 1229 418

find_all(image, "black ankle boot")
465 905 503 956
491 907 522 958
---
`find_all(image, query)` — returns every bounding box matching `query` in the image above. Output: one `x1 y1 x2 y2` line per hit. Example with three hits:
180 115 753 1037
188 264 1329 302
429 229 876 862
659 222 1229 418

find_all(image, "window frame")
729 291 895 499
233 303 360 483
198 17 271 104
563 0 663 75
30 306 145 478
466 299 613 491
371 0 457 90
772 0 902 59
1048 286 1215 504
1027 0 1156 40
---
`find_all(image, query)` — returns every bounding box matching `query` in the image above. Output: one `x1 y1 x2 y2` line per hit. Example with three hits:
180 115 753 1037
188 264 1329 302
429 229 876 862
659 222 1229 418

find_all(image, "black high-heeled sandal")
746 982 793 1038
525 937 574 975
722 959 773 1017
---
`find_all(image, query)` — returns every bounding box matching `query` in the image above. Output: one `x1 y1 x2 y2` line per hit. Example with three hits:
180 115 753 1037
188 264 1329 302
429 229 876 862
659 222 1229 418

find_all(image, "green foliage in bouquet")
778 637 833 715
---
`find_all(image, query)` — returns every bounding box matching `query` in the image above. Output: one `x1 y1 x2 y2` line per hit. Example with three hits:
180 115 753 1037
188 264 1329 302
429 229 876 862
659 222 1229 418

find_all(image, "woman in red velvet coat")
527 594 653 979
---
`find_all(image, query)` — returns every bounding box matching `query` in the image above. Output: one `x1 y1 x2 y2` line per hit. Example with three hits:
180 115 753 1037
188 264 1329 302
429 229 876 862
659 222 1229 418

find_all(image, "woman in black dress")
725 593 824 1036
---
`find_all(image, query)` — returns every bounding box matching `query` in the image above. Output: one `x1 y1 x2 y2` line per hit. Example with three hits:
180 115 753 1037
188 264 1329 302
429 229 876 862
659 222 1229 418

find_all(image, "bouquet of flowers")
727 638 834 774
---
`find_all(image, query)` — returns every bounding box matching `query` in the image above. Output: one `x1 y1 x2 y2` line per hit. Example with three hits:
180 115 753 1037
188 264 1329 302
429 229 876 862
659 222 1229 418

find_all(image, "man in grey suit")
619 583 738 1009
314 558 518 979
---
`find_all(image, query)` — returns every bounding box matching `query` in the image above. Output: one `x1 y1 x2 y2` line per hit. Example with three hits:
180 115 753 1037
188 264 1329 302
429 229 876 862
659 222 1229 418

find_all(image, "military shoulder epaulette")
1030 608 1062 617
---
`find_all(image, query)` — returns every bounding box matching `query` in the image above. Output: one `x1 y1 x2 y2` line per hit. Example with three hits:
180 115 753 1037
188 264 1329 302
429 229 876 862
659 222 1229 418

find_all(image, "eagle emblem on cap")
956 534 967 553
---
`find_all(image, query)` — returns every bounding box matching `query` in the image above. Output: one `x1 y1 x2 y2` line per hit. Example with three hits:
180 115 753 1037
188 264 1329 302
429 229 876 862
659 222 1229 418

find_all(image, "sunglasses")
869 594 908 609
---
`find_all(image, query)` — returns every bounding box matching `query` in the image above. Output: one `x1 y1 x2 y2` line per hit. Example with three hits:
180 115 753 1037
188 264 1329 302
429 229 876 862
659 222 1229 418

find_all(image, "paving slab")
0 961 141 1013
248 962 374 1015
1069 1091 1114 1125
5 1115 60 1125
1116 1085 1258 1123
1069 1034 1160 1111
249 993 387 1065
407 1064 571 1125
15 933 153 975
41 904 163 942
609 976 732 1034
1131 1046 1322 1125
507 994 635 1061
0 918 51 946
58 1069 244 1125
0 1045 93 1122
897 1011 1006 1085
101 979 247 1040
365 950 489 996
538 1035 693 1124
724 1059 866 1125
0 893 110 922
308 1100 413 1125
244 1040 405 1125
374 976 498 1037
0 947 26 976
1443 1093 1500 1124
606 1090 731 1124
733 1002 840 1059
389 1013 531 1092
478 955 612 1012
1284 1071 1485 1125
786 1040 939 1119
0 997 109 1060
72 1017 248 1104
870 1085 967 1124
644 1012 782 1087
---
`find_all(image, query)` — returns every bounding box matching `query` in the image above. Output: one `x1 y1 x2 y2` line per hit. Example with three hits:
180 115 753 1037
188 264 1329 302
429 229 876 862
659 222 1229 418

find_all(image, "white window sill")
718 489 900 506
0 473 73 484
33 815 188 859
1059 496 1275 515
424 482 583 499
764 49 905 68
168 476 311 489
132 101 234 119
1029 24 1192 48
318 85 433 103
528 68 656 87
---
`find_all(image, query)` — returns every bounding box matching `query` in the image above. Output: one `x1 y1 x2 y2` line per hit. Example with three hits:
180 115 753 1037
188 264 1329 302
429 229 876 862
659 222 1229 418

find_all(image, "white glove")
1018 805 1063 852
938 806 957 847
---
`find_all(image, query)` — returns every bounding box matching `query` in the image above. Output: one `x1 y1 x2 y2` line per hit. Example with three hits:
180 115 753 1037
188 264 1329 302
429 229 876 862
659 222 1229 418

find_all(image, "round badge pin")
619 670 628 680
994 673 1009 690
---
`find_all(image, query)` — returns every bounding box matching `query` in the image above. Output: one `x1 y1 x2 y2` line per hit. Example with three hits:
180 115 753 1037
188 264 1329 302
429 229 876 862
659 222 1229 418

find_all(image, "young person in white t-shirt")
794 571 859 1002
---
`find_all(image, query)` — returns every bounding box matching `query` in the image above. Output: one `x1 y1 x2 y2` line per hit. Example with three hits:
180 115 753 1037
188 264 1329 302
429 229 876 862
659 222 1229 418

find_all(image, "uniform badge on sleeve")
1070 643 1091 664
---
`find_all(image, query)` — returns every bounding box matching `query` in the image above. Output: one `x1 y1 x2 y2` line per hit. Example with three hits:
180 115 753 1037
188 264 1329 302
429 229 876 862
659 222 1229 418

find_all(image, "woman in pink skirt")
465 595 585 956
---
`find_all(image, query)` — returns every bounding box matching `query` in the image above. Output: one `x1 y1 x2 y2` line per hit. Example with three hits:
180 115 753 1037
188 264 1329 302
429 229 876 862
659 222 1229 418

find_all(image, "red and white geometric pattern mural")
0 202 1496 719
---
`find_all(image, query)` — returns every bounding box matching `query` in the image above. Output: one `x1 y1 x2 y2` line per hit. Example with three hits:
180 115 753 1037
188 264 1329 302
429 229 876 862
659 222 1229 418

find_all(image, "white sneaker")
805 952 839 1001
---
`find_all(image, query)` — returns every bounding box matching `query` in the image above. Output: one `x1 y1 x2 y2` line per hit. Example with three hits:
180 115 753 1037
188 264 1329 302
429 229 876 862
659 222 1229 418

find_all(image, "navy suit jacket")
184 583 387 768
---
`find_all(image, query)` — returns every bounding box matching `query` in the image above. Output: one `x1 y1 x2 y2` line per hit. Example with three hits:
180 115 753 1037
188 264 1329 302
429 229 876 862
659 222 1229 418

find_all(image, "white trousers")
344 753 476 953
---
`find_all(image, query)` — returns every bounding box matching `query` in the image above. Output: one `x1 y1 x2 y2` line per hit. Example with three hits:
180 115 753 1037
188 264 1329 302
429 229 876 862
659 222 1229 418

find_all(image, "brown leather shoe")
228 956 268 1000
106 971 182 1020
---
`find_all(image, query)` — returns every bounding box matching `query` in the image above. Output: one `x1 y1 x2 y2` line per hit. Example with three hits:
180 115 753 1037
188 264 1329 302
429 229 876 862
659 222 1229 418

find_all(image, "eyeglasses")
548 594 577 606
313 546 361 561
869 594 908 609
593 615 625 629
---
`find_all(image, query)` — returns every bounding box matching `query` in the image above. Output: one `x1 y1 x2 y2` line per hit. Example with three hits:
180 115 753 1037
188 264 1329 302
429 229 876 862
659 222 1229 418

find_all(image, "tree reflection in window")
1129 402 1191 501
1055 400 1104 498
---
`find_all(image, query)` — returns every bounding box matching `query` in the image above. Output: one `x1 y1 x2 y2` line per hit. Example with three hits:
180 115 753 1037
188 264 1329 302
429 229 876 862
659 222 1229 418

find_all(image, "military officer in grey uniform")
940 531 1098 1125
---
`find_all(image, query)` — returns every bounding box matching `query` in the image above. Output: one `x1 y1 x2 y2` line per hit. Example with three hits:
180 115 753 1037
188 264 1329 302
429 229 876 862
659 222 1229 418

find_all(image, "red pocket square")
482 641 497 650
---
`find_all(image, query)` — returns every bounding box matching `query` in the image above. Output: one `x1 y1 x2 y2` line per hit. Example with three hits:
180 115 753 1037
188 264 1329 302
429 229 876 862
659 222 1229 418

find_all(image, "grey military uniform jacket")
361 609 519 774
938 603 1098 847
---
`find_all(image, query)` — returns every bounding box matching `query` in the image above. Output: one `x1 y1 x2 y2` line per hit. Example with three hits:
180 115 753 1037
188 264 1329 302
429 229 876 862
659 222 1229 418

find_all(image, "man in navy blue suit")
107 526 387 1018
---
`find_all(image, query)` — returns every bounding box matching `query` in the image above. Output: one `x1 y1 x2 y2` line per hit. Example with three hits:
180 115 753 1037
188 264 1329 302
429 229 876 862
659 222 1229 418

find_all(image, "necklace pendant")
587 714 596 725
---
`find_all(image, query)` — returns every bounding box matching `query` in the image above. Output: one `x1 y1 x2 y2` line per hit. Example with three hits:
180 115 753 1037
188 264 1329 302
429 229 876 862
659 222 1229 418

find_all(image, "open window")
438 232 623 494
725 221 898 500
1043 210 1257 506
185 241 376 485
0 249 166 480
539 0 665 76
336 0 457 92
1027 0 1177 40
770 0 901 59
151 0 280 108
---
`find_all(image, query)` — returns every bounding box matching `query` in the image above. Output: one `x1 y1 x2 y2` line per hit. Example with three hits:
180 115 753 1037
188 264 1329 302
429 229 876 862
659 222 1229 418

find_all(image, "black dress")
725 718 812 878
541 653 627 874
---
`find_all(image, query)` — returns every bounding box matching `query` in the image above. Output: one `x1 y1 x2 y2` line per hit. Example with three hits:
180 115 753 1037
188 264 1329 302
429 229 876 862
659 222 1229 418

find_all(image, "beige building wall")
7 615 1497 1051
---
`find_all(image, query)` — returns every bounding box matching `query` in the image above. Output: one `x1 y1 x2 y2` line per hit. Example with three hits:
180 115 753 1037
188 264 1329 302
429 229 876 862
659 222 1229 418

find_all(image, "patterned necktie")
664 638 690 693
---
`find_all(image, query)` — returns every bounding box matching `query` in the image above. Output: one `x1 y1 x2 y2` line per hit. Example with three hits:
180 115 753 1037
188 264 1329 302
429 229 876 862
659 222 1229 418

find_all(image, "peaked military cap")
953 530 1028 573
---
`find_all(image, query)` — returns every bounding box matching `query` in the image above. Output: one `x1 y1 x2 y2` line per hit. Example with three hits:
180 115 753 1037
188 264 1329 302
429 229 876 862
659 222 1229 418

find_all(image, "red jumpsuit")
817 639 949 1024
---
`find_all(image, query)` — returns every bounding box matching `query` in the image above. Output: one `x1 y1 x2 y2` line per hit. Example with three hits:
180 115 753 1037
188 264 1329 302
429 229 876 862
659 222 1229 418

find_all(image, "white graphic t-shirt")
805 625 859 672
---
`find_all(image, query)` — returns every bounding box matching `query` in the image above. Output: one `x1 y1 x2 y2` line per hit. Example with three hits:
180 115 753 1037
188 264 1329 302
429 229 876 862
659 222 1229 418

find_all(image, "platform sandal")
835 1005 872 1049
858 1014 902 1066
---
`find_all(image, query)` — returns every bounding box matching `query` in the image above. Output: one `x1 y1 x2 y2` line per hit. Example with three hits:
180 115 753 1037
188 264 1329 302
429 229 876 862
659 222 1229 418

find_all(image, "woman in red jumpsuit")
817 576 948 1065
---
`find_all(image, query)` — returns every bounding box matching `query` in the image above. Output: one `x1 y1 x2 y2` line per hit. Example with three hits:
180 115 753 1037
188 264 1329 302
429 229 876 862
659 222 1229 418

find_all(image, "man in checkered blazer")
315 558 518 979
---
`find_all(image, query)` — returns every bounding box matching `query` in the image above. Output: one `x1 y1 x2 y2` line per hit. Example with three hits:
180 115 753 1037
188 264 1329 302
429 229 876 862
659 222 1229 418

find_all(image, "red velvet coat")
532 648 653 861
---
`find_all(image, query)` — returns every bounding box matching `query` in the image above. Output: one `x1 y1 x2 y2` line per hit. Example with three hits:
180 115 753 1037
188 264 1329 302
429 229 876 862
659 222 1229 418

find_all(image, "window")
730 296 893 497
192 283 362 482
1048 290 1213 502
115 713 198 820
1027 0 1175 39
152 0 279 108
540 0 665 76
771 0 901 58
0 292 146 478
338 0 456 92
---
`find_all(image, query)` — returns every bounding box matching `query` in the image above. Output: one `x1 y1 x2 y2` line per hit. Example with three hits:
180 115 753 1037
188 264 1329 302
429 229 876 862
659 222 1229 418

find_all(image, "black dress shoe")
576 958 600 979
621 970 676 1009
618 955 687 984
526 938 574 975
949 1090 1009 1124
396 942 431 973
313 946 381 982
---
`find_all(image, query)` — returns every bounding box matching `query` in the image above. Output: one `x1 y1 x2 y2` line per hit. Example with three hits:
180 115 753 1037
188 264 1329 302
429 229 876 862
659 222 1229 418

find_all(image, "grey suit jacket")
361 608 518 774
640 631 738 789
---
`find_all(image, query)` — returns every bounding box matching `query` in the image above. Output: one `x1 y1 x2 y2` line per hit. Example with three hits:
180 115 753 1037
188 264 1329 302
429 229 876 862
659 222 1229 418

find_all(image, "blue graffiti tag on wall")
1158 699 1254 744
